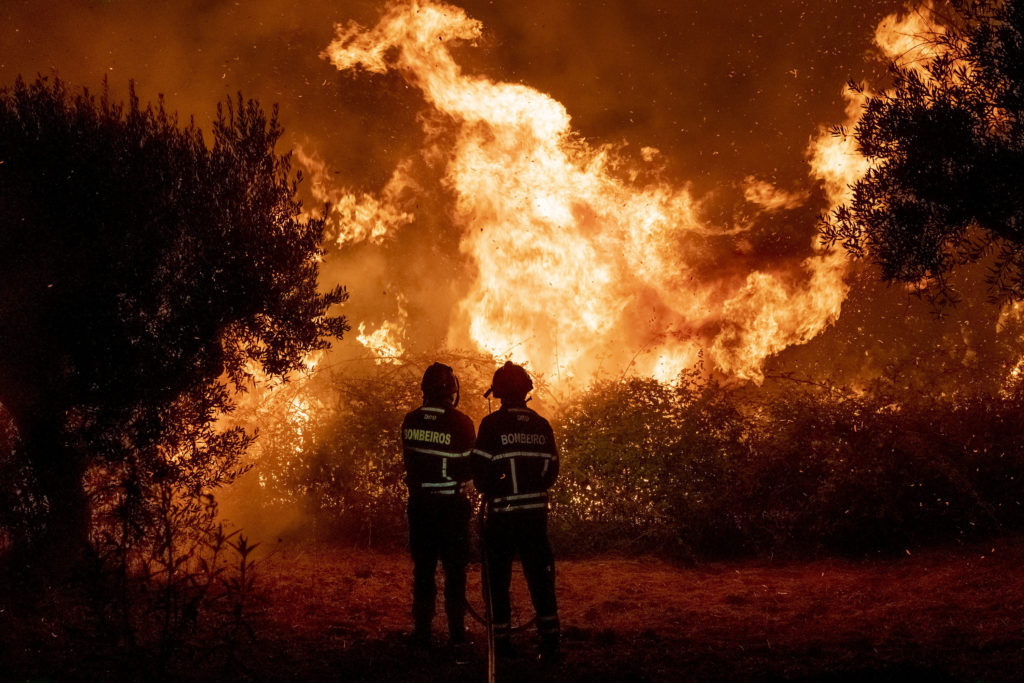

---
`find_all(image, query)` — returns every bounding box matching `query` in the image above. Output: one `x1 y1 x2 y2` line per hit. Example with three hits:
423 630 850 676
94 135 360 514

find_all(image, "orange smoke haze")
2 0 1022 396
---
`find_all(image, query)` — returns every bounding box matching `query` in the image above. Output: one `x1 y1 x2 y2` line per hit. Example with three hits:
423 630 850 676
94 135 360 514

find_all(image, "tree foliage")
0 76 347 571
820 0 1024 305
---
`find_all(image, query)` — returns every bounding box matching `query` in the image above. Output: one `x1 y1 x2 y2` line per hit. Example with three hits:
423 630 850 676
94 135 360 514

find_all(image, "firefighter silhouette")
472 361 561 663
401 362 476 647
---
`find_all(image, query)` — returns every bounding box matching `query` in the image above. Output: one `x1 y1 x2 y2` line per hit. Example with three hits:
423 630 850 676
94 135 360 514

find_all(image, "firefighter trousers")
483 510 560 644
408 494 470 639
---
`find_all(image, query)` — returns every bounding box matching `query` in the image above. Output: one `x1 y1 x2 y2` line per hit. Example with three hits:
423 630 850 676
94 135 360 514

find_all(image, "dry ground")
234 539 1024 682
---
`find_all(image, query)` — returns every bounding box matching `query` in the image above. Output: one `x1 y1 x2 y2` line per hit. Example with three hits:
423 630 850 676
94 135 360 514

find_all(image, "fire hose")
480 504 495 683
464 502 536 683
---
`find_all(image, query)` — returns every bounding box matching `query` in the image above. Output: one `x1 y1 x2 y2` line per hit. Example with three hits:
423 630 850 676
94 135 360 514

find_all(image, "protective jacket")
471 405 559 513
472 402 561 654
402 404 475 497
401 401 476 643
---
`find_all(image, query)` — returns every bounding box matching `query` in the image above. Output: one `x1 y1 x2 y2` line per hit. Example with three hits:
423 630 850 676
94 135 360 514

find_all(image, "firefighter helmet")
484 361 533 400
421 362 460 406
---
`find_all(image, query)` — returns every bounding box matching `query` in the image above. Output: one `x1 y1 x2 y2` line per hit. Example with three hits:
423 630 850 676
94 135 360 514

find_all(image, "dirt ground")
232 538 1024 682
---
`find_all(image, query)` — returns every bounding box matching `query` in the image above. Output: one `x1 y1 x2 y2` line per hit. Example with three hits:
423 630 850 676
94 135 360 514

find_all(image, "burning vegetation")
215 0 1024 551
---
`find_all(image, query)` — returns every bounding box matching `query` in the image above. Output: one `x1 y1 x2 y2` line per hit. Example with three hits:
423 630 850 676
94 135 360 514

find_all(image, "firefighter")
472 361 561 664
401 362 476 648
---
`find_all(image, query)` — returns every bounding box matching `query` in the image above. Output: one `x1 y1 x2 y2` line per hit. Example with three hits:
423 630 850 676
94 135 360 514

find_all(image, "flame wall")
315 0 897 383
2 0 1021 394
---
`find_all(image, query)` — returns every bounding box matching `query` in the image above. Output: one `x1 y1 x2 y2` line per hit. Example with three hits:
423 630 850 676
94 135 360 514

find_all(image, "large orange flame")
318 1 937 385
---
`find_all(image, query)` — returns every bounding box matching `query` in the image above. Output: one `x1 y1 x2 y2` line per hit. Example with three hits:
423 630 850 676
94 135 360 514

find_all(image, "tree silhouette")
0 76 348 576
820 0 1024 305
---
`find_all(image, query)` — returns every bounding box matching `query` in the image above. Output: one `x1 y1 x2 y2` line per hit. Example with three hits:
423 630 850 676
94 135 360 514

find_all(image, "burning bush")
227 351 500 547
235 355 1024 560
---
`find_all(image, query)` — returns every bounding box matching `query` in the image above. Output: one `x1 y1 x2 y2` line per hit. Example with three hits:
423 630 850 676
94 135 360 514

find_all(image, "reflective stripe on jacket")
472 406 558 513
402 404 476 497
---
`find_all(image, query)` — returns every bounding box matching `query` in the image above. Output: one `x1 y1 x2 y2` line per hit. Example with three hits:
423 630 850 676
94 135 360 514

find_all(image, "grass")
3 536 1022 681
226 537 1024 682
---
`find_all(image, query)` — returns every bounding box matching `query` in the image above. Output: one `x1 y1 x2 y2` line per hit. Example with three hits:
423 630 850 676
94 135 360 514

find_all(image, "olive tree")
0 76 348 577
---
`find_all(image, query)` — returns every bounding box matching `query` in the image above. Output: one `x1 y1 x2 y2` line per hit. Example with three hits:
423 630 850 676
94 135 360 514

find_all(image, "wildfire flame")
294 145 417 247
317 1 945 385
874 2 946 76
356 296 408 364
